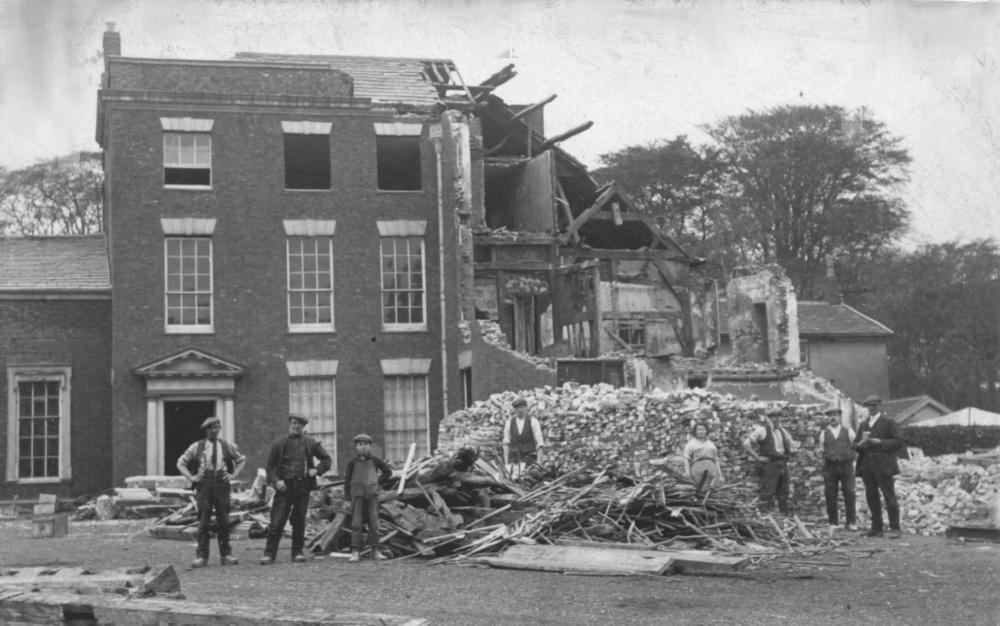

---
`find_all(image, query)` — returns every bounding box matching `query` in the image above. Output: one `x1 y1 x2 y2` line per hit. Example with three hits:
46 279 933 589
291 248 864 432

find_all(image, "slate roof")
0 235 110 292
882 395 951 425
234 52 457 107
796 301 893 337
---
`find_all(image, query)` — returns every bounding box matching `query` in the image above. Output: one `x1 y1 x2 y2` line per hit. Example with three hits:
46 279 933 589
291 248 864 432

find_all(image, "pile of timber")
438 384 835 518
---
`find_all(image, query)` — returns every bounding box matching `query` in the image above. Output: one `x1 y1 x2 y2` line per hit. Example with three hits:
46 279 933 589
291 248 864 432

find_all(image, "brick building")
0 236 112 498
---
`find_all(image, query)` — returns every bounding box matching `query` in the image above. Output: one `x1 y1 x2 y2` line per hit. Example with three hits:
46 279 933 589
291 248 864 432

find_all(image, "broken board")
551 539 751 573
0 590 428 626
946 525 1000 542
476 543 674 576
0 564 179 595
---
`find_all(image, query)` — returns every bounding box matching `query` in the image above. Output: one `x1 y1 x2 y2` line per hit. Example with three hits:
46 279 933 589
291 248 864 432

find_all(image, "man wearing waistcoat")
260 414 332 564
853 395 905 538
503 397 546 481
177 416 247 568
817 406 857 531
742 407 797 514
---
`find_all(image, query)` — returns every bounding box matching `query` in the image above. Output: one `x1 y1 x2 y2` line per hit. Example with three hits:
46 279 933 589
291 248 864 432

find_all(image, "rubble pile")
438 383 833 517
898 454 1000 535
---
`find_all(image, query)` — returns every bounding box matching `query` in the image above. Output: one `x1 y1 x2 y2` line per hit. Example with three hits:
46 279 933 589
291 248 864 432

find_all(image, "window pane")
380 237 425 327
287 237 333 327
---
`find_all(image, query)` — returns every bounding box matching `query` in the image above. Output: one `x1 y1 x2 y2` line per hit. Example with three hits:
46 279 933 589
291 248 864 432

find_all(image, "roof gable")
0 235 110 292
882 395 951 425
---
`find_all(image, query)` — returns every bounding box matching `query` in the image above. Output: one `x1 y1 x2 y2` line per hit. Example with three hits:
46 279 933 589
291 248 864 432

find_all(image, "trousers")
264 479 311 557
823 459 857 526
351 495 381 552
195 475 232 559
861 470 899 531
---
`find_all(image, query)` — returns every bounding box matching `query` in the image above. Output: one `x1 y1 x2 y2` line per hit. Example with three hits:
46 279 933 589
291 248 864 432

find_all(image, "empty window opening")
285 135 330 190
376 136 421 191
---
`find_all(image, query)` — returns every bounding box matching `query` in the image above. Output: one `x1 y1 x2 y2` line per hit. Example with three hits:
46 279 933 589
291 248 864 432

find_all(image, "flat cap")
288 414 309 425
353 433 373 444
511 397 528 408
200 416 221 430
824 406 843 416
765 407 784 417
862 394 883 406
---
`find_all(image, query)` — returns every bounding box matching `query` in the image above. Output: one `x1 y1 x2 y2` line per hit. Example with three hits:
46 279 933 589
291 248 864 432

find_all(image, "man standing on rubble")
176 416 247 568
503 397 546 481
817 406 857 532
261 414 332 564
853 395 905 538
742 407 797 514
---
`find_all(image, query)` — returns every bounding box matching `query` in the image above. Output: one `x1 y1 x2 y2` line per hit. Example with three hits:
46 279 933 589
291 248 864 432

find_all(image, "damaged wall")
467 320 556 400
726 265 800 366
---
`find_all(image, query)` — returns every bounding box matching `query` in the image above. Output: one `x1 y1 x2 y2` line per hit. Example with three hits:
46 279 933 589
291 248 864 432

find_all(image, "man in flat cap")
742 406 797 514
344 433 393 562
853 394 906 538
502 396 546 481
816 406 857 532
177 415 247 568
261 414 332 564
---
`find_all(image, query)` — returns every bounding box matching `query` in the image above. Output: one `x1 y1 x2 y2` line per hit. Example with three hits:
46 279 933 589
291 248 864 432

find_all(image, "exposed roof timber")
563 183 616 240
484 94 558 156
478 63 517 89
511 94 557 122
539 121 594 152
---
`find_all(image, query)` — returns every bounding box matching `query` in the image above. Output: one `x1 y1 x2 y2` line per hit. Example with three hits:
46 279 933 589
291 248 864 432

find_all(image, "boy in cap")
261 414 332 564
742 406 797 514
177 416 247 568
344 433 393 562
816 406 857 531
853 394 905 538
502 397 546 481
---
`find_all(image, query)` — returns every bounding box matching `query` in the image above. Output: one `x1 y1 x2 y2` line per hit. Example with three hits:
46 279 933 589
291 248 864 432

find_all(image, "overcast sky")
1 0 998 246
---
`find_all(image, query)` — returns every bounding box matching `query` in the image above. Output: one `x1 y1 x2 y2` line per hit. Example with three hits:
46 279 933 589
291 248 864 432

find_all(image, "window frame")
6 366 72 484
164 236 214 334
163 132 212 189
380 236 428 332
382 373 430 463
286 236 335 333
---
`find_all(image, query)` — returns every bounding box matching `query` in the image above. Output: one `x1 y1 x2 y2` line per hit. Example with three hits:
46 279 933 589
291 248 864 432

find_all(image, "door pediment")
134 348 245 379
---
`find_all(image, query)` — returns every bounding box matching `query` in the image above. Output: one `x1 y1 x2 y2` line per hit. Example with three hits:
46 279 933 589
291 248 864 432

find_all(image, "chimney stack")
103 23 121 58
824 254 843 305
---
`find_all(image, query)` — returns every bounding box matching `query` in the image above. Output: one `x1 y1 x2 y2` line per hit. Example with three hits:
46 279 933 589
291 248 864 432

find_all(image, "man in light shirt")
742 407 797 514
177 416 247 568
502 397 545 481
816 406 857 531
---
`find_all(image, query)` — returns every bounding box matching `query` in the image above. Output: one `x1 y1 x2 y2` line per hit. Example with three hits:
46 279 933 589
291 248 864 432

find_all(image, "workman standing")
502 397 546 481
261 414 332 564
177 416 246 568
853 395 905 538
742 407 797 514
817 406 857 532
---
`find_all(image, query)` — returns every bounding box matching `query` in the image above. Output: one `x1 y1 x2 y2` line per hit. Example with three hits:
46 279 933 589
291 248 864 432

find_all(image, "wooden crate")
32 513 69 538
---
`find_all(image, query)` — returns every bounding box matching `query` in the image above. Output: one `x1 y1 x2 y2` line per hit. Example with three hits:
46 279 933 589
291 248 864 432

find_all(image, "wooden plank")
0 590 427 625
550 539 751 572
946 525 1000 542
480 544 673 576
0 565 178 595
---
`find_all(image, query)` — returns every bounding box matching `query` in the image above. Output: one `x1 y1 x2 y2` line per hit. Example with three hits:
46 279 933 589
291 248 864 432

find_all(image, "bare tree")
0 152 104 235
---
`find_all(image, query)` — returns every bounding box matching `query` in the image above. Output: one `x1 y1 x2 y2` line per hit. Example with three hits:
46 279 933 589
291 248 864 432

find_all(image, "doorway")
163 400 215 475
752 303 771 363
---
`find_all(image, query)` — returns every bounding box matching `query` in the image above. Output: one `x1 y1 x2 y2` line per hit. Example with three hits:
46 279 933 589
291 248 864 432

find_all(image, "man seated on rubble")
742 407 797 515
425 447 481 484
502 397 546 481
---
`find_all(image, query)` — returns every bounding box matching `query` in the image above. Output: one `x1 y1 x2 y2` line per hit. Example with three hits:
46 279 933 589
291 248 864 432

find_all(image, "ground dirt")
1 519 998 625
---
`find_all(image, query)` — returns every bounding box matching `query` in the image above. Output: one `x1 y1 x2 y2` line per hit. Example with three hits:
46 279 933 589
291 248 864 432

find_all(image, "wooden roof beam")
539 121 593 152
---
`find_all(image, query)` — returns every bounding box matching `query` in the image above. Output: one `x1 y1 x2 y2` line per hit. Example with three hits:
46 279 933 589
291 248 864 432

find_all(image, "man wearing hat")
261 414 332 564
343 433 393 562
177 416 247 568
816 406 857 531
502 396 546 481
742 406 797 514
853 394 905 538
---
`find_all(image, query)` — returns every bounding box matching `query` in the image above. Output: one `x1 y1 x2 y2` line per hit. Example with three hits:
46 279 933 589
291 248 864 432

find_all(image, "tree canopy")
595 105 912 297
0 152 104 235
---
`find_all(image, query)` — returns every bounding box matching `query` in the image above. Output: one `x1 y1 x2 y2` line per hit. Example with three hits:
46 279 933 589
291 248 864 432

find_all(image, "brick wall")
105 100 464 480
469 321 556 401
0 298 112 498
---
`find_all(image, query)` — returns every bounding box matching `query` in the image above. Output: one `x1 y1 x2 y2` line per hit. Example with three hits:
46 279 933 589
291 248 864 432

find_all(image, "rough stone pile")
438 383 834 518
897 454 1000 535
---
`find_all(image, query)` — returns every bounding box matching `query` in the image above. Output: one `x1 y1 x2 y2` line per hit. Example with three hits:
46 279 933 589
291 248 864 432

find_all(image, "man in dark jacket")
344 433 393 562
260 414 332 564
177 416 246 568
853 395 906 538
